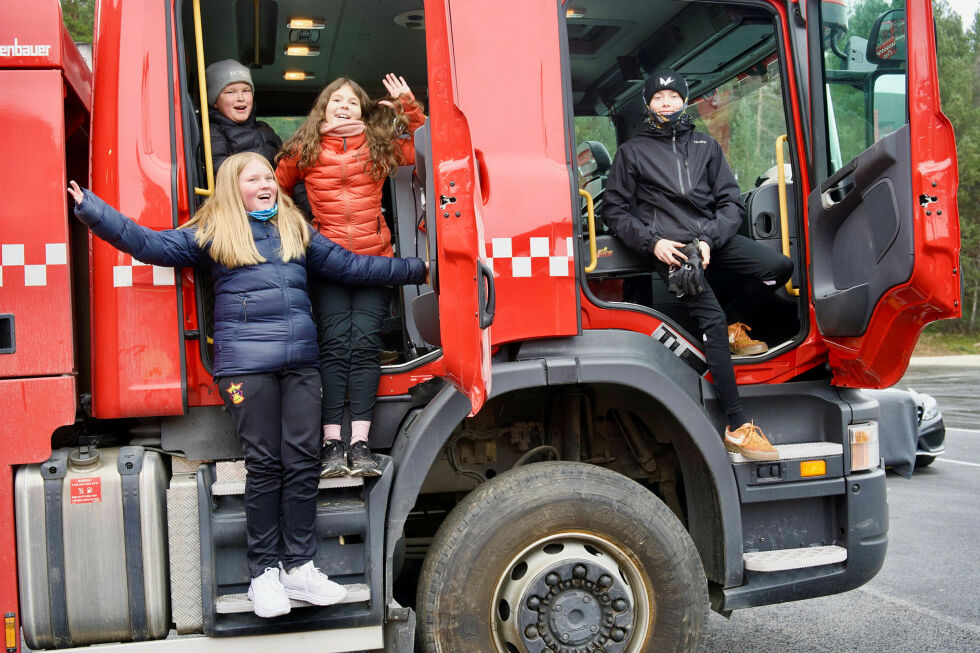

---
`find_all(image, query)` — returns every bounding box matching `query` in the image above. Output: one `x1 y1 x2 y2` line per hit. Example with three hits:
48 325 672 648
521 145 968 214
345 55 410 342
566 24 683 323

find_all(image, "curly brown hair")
278 77 423 180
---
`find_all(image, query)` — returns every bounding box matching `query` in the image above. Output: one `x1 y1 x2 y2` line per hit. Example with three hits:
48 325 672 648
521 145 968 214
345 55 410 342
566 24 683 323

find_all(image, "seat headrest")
576 140 613 178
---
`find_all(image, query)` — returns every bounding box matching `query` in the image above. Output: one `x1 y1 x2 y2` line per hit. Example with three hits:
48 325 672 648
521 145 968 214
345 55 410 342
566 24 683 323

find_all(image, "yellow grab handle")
580 189 598 273
193 0 215 197
775 135 799 296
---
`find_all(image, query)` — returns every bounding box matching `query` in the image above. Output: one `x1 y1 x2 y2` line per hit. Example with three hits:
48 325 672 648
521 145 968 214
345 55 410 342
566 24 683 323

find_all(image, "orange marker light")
5 612 17 652
800 460 827 477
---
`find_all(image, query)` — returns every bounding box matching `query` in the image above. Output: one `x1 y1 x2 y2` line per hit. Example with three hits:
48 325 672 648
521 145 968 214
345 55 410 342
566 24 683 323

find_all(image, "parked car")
907 388 946 468
861 387 946 475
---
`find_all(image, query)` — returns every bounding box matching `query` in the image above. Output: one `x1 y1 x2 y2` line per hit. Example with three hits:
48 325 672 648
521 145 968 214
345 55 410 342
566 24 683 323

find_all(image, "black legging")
654 235 793 422
309 278 391 425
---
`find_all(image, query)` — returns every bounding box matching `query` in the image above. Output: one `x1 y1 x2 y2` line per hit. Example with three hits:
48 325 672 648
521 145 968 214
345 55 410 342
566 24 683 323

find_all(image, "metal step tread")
728 442 843 464
212 460 364 496
215 583 370 614
743 545 847 572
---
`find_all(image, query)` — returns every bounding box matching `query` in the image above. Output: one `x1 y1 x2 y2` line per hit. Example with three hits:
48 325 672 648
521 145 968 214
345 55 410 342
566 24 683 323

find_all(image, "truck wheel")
416 461 708 652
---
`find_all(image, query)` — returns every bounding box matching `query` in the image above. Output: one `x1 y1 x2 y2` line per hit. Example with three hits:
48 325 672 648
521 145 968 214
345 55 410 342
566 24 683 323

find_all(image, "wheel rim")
491 532 653 653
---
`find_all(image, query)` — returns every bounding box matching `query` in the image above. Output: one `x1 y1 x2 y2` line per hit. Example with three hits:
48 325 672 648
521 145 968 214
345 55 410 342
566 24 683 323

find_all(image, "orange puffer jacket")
276 98 425 257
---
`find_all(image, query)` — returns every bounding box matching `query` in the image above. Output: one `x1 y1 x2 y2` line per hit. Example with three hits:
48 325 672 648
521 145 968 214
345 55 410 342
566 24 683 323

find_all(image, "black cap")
643 69 689 106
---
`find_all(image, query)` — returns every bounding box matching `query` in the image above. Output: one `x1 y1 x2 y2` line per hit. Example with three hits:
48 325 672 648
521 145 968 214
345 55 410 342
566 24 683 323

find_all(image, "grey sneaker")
348 441 382 477
321 440 350 478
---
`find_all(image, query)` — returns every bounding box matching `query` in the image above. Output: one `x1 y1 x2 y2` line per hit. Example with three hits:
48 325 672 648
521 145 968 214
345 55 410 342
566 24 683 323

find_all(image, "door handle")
579 189 598 272
477 260 495 329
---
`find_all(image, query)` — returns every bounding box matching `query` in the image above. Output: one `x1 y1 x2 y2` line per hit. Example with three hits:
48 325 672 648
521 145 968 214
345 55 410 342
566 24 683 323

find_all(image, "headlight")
849 421 879 472
920 394 939 422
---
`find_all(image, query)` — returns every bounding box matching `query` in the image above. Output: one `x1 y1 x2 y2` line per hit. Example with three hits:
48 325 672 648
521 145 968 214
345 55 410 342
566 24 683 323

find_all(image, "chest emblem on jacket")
693 139 707 144
226 382 245 405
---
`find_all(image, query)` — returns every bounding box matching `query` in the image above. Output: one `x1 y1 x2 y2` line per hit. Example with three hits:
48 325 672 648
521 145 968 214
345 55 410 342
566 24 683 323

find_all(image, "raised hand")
67 180 85 205
378 73 414 108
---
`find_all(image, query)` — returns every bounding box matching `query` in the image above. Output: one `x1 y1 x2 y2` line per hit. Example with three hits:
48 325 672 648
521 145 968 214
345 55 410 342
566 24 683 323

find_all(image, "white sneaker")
280 561 347 606
247 567 291 618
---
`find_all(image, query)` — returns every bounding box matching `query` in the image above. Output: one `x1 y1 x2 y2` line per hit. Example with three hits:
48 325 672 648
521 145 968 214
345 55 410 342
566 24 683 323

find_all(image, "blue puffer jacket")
75 190 426 378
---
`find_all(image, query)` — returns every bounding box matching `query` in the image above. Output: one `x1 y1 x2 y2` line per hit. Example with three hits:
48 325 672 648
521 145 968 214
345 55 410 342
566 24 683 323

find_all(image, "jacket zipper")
671 130 686 194
271 221 294 366
242 296 248 323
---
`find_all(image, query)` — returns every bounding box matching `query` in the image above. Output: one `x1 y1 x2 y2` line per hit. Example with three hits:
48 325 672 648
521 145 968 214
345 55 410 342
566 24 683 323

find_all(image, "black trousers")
310 278 391 425
654 235 793 420
218 368 322 577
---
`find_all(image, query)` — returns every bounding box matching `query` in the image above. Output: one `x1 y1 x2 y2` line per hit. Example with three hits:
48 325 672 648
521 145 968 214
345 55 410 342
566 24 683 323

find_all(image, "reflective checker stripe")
113 257 175 287
487 236 574 278
0 243 67 286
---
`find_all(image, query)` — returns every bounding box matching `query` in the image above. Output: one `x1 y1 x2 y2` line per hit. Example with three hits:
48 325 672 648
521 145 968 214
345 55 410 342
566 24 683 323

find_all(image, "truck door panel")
809 124 913 336
807 0 959 387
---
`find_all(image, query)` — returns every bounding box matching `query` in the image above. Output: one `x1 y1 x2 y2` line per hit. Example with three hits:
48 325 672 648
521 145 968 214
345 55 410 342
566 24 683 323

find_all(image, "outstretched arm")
68 182 205 268
307 230 426 286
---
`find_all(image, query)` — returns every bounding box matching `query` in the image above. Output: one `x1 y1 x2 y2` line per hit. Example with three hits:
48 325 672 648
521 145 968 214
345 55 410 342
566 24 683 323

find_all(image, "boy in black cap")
602 69 793 461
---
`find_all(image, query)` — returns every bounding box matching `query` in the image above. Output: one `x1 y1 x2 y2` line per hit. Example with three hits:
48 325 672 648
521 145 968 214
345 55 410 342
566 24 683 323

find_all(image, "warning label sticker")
70 477 102 504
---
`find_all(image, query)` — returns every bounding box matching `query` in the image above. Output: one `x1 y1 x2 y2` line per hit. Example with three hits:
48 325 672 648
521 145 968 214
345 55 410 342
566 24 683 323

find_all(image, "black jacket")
74 191 426 378
209 108 282 172
602 116 744 253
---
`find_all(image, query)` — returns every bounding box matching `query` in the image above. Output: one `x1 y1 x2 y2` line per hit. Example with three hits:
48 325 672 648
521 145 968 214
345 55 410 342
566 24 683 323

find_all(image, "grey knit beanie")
206 59 253 106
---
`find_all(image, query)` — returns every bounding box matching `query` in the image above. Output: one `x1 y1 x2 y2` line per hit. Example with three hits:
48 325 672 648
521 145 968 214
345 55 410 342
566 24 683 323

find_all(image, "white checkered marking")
112 256 175 288
488 236 575 278
0 243 68 287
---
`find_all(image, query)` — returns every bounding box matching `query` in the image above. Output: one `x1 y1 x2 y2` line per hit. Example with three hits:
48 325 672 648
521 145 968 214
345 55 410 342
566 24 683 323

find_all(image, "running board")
215 584 371 614
743 545 847 572
728 442 843 464
211 460 364 496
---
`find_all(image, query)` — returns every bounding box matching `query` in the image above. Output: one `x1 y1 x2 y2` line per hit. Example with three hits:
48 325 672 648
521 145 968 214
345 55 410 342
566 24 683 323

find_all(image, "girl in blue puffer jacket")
68 152 426 619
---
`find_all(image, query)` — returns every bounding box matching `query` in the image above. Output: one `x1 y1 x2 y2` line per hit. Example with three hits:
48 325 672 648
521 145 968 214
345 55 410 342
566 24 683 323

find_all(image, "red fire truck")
0 0 960 651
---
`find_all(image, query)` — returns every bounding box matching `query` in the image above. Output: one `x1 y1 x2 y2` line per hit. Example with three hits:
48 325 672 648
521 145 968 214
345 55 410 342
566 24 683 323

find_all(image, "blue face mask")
247 203 278 221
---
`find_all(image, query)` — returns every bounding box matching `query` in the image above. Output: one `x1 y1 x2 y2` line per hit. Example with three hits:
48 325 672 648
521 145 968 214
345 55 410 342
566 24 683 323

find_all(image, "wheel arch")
386 331 745 589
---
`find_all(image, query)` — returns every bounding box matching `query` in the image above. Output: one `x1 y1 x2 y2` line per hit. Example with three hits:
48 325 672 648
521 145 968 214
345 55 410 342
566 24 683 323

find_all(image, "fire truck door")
422 0 493 414
806 0 959 387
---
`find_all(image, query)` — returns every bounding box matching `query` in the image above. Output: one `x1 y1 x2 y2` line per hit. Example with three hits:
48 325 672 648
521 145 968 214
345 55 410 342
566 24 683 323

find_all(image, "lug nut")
612 598 628 611
573 564 587 579
598 574 613 589
546 573 561 586
527 595 542 610
610 627 626 642
525 625 540 639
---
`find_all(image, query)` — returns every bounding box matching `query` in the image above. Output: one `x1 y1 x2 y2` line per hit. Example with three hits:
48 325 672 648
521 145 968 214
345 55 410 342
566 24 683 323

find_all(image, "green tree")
61 0 95 43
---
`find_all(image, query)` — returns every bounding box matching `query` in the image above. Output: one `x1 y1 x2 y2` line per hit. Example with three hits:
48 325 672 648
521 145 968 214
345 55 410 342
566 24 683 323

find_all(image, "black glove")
667 240 705 299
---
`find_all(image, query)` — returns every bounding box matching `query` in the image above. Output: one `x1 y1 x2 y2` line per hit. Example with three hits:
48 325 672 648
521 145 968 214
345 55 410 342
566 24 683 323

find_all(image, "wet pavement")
899 356 980 430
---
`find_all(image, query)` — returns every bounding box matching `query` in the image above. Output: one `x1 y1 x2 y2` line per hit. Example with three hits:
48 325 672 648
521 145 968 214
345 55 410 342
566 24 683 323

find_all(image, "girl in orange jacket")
275 74 425 477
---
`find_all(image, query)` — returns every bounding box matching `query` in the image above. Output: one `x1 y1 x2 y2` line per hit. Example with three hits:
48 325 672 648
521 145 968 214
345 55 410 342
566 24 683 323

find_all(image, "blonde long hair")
278 77 422 180
183 152 310 267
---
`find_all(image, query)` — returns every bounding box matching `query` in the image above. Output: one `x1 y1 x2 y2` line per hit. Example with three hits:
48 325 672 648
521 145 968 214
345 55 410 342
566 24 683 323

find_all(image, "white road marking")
935 458 980 468
858 585 980 635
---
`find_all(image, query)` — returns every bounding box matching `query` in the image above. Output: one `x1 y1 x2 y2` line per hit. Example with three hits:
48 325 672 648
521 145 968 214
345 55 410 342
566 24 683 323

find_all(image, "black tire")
915 455 936 468
416 461 708 652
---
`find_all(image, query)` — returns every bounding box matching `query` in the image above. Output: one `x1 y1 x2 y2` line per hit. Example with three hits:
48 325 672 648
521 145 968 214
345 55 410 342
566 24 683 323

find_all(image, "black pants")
310 278 391 425
654 235 793 420
218 368 322 577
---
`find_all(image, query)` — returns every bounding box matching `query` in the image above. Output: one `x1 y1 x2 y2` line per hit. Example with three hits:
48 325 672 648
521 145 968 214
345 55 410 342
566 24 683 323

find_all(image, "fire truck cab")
0 0 959 651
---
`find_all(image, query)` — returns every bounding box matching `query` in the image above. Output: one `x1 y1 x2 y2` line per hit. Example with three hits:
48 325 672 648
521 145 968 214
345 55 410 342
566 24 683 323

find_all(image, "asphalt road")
703 361 980 652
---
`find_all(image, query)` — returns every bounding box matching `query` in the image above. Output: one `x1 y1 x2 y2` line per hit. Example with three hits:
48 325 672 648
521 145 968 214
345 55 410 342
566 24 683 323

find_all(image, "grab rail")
193 0 214 196
580 188 598 273
775 134 799 296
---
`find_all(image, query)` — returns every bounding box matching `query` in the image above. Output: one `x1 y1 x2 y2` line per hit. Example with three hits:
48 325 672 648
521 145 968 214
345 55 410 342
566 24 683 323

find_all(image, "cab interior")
564 0 806 357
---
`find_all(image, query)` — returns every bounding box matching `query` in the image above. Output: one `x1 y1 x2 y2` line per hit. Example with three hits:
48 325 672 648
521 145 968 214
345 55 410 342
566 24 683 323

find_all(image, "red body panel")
89 0 185 417
0 70 75 379
449 0 580 346
425 0 492 413
819 0 961 387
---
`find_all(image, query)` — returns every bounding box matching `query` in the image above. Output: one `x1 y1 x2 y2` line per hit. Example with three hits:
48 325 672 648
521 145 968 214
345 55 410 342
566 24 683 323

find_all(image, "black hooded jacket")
208 108 282 172
602 115 744 253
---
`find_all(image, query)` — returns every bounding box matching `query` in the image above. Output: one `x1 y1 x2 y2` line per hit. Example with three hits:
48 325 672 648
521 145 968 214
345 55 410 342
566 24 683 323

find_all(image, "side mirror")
867 9 906 64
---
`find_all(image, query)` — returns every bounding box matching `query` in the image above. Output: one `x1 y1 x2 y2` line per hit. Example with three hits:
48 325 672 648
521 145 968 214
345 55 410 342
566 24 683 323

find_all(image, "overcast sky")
946 0 978 26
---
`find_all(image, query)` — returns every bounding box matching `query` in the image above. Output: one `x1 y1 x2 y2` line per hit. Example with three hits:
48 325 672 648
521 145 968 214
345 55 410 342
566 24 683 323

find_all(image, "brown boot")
724 422 779 461
728 322 768 356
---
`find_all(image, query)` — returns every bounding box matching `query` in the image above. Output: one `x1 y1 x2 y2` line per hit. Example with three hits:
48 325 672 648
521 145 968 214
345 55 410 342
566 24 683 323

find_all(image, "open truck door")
807 0 960 387
416 0 494 414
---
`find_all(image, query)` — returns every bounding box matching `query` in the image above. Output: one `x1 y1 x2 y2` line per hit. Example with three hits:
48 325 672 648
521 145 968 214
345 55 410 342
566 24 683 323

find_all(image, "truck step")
215 583 371 614
743 545 847 572
728 442 843 464
211 460 364 496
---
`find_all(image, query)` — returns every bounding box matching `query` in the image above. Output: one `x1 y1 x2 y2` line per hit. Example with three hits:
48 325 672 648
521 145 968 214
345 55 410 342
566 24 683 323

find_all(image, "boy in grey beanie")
204 59 281 173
